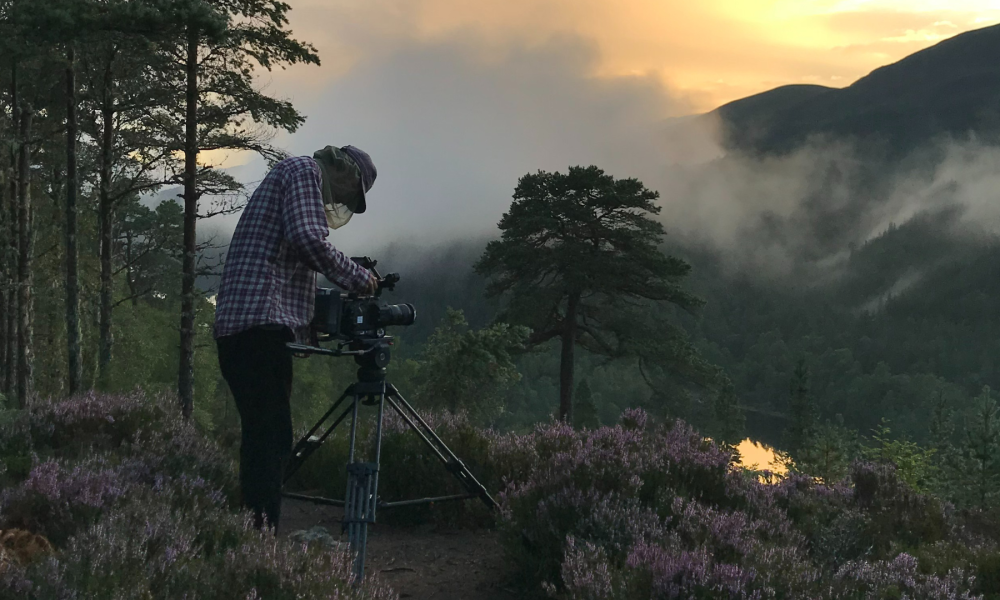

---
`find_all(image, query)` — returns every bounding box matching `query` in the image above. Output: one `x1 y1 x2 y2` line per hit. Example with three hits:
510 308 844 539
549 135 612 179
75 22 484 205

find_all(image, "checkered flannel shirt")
213 156 371 342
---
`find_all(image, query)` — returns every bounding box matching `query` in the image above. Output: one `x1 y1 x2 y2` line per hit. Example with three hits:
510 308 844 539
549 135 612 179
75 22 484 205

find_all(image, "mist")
205 31 712 247
200 24 1000 292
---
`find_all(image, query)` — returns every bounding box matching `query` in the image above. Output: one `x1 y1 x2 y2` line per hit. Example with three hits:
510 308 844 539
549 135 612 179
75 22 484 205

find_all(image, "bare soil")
281 498 521 600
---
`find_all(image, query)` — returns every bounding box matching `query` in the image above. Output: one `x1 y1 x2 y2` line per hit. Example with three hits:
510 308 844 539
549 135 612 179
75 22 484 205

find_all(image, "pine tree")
0 0 26 403
77 3 192 386
476 166 706 422
784 358 817 457
0 63 11 401
713 377 745 449
414 308 527 421
4 0 95 397
13 106 31 408
963 386 1000 509
4 0 162 395
144 0 319 418
796 416 857 484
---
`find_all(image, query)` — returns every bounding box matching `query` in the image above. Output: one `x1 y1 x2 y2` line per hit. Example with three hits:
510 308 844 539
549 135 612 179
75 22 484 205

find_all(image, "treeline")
0 0 318 414
5 4 997 492
0 2 728 441
362 212 1000 484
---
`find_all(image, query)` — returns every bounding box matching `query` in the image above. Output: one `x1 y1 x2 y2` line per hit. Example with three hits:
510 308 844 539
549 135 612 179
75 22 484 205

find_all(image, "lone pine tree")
476 166 705 422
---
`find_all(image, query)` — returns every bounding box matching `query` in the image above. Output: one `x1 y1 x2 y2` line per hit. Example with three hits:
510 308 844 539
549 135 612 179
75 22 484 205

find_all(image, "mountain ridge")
715 23 1000 155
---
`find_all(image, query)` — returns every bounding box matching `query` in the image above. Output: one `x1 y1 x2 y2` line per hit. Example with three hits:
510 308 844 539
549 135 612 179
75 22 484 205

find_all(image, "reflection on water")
736 438 788 476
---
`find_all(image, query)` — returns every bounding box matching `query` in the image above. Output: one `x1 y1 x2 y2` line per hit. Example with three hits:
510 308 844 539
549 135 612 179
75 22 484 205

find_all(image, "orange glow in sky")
283 0 1000 112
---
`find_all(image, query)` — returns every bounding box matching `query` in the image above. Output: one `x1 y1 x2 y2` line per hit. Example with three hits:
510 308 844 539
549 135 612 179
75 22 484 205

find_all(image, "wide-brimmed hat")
340 145 377 214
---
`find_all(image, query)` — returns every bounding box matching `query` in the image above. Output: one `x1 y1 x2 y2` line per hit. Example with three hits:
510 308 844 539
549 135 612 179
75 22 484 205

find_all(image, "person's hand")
360 272 379 296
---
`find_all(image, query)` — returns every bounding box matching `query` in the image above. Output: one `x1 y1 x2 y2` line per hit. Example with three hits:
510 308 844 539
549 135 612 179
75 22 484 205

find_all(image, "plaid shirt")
213 156 370 342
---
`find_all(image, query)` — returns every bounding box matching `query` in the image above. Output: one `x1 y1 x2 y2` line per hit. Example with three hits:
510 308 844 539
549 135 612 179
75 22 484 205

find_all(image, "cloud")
273 0 1000 111
214 31 717 254
633 133 1000 285
203 0 1000 287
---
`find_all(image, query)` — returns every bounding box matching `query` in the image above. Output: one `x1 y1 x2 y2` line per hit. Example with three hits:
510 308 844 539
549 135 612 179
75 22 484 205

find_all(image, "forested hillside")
716 22 1000 154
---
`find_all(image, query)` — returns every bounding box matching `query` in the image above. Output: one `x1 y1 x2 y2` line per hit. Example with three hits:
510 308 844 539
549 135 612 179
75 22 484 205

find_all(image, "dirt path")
281 498 521 600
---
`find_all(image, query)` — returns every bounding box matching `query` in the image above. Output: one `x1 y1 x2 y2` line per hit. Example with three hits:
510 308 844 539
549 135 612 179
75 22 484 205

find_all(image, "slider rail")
286 343 358 357
286 340 395 358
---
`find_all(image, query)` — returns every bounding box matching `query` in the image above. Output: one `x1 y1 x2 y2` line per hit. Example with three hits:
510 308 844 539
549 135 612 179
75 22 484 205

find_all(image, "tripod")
281 339 498 581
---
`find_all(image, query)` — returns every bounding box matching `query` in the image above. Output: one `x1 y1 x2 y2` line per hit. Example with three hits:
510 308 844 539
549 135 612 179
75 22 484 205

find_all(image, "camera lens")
378 303 416 327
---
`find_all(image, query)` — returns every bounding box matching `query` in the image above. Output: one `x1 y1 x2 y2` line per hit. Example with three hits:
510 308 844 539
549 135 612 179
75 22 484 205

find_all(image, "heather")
0 392 395 600
288 408 503 527
10 395 1000 599
492 409 1000 599
286 403 1000 598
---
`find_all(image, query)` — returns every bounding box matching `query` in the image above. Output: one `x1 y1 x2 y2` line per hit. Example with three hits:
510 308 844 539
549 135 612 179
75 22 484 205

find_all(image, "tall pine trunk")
0 93 8 396
65 46 82 395
98 51 117 387
0 144 6 398
558 292 580 423
178 28 200 418
15 107 33 409
4 66 18 399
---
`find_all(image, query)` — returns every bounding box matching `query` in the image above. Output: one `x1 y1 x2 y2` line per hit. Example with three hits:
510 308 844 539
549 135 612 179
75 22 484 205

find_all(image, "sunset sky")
275 0 1000 112
209 1 1000 250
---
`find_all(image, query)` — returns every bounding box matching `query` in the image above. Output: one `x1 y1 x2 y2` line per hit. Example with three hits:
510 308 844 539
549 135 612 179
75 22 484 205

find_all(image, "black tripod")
281 339 498 581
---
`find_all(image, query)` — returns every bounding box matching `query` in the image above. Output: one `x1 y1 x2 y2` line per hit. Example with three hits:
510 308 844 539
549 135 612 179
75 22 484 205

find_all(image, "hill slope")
716 23 1000 154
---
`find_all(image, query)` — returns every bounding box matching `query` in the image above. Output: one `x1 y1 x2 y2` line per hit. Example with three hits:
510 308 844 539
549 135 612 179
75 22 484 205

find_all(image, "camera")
313 257 416 341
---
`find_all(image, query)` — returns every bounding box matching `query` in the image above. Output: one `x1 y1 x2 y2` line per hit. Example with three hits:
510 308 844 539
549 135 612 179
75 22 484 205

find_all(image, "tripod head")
287 338 393 385
355 340 391 383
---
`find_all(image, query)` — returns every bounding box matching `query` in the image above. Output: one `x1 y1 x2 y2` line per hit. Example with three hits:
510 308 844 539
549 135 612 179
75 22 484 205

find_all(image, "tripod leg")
344 462 378 581
284 386 356 483
384 385 499 511
347 391 361 463
343 392 382 582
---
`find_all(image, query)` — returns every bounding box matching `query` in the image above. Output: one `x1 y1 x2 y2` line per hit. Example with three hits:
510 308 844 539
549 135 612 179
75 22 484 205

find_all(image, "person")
213 145 379 529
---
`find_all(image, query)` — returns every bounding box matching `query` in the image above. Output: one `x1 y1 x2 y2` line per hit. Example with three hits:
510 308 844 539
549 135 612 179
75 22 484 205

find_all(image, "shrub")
0 410 33 486
498 409 986 599
0 392 388 600
831 553 978 600
0 458 143 545
1 494 396 600
26 391 169 458
288 409 503 527
850 460 949 555
499 411 743 590
126 421 239 505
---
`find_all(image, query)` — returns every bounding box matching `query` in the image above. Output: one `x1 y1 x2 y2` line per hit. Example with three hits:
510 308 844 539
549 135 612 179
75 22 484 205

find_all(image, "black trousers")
217 326 294 529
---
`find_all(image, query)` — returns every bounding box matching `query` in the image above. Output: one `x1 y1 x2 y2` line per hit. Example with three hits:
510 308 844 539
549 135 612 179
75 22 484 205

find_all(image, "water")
735 438 788 476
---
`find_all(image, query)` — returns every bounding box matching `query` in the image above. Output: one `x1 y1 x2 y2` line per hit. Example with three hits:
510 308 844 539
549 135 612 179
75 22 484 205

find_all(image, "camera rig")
282 257 498 582
312 257 415 345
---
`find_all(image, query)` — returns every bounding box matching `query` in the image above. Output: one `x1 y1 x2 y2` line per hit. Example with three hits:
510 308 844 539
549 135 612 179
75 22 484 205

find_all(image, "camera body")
313 290 416 341
312 257 416 342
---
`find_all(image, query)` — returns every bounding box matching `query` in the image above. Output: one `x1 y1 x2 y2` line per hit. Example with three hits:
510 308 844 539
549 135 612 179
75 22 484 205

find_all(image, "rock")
0 529 53 566
287 526 350 553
